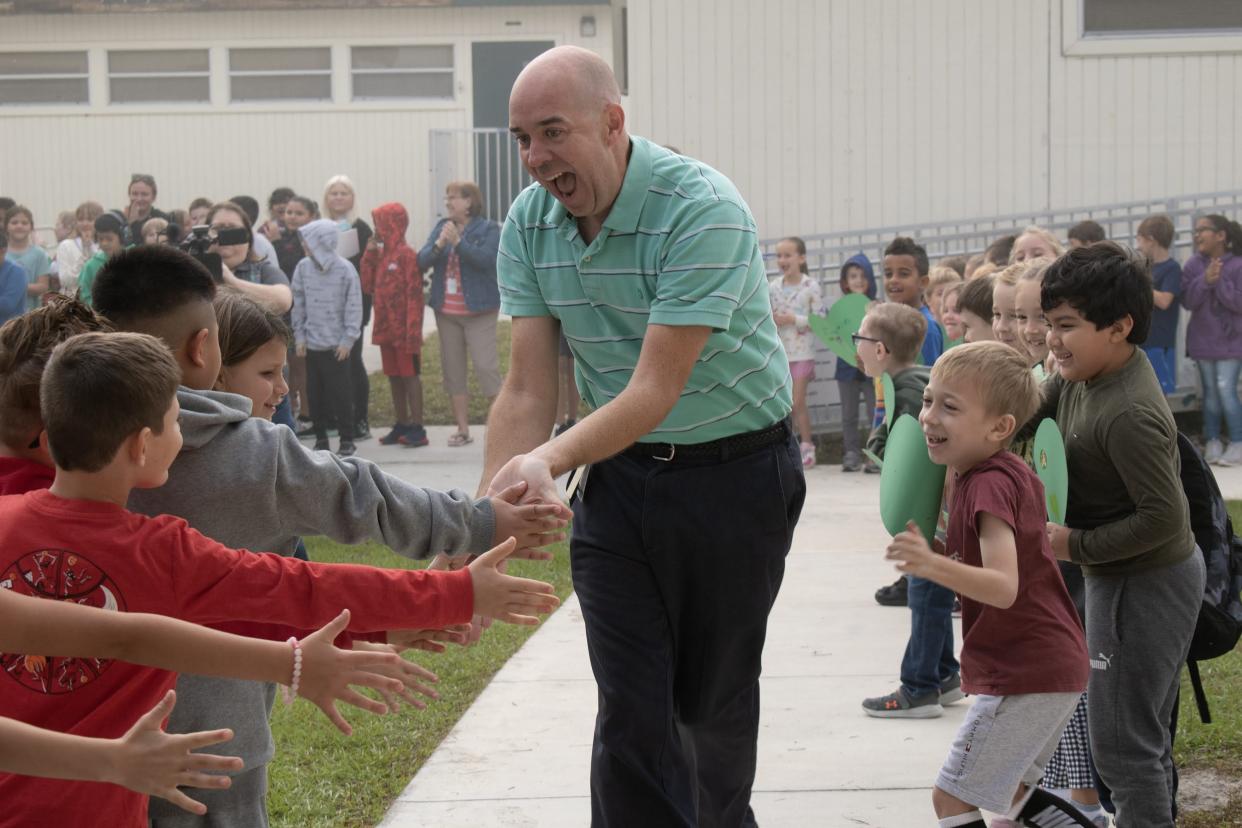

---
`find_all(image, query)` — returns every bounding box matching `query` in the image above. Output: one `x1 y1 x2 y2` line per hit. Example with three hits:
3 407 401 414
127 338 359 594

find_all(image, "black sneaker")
337 440 357 458
861 686 943 719
379 425 406 446
399 425 429 448
312 439 330 451
354 422 372 441
874 575 908 607
939 673 965 705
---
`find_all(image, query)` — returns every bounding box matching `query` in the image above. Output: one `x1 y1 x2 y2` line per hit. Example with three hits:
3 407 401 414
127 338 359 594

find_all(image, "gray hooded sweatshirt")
292 218 363 351
129 387 495 784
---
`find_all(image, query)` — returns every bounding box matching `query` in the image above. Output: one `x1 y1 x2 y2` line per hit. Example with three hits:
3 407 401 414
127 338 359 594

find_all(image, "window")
1083 0 1242 35
0 51 89 106
351 45 453 101
229 48 332 102
108 50 209 104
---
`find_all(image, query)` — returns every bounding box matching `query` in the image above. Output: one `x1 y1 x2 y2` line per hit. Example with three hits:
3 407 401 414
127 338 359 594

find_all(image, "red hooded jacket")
360 202 424 355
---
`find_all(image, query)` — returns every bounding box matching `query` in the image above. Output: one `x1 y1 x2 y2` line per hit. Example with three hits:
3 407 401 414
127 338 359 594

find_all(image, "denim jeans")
899 576 959 697
1197 358 1242 442
1142 346 1177 395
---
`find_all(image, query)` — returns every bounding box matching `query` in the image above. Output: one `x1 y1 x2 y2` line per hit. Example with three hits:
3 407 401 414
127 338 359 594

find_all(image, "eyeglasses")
851 334 882 347
1192 226 1218 235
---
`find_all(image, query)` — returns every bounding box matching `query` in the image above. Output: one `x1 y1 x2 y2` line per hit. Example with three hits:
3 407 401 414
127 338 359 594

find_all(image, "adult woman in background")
122 174 168 243
323 175 373 440
54 201 104 297
417 180 501 446
205 201 292 314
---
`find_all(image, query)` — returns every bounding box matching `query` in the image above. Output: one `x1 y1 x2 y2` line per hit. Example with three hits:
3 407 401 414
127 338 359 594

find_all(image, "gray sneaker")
1205 438 1225 464
1220 442 1242 467
939 673 965 705
861 686 944 718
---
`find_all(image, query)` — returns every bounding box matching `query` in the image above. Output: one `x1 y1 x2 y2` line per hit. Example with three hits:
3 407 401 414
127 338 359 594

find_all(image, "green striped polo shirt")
498 135 791 443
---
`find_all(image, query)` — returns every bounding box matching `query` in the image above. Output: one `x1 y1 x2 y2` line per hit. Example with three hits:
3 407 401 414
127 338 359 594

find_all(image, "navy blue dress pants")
571 428 805 828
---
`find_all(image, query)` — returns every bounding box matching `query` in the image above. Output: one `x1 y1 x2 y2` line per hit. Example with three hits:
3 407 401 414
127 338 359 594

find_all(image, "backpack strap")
1187 658 1212 724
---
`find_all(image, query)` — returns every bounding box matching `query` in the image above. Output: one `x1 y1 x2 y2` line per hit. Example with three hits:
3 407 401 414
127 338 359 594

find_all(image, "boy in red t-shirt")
0 331 559 828
885 342 1092 828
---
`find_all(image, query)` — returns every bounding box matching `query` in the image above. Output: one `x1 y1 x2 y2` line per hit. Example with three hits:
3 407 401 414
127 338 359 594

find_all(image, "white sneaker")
1205 438 1225 464
1221 442 1242 467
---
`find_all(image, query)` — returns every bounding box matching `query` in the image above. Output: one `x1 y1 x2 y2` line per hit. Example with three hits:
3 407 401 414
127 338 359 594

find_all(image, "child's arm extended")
886 516 1019 609
0 590 408 734
0 691 238 816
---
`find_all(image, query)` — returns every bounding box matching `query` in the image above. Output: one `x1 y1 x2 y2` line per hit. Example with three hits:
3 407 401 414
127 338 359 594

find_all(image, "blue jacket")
0 258 28 326
417 216 501 313
833 253 878 381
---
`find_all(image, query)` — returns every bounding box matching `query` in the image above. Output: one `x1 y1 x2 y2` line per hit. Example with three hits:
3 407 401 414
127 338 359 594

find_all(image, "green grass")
1174 499 1242 823
367 320 512 428
267 535 573 828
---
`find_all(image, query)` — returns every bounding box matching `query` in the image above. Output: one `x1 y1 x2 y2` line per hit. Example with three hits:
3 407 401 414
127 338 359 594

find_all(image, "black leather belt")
623 419 791 464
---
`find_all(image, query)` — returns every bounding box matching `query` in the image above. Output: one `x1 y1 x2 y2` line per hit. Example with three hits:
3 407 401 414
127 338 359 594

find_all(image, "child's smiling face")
883 254 927 308
217 338 289 421
1013 279 1049 363
990 281 1020 349
1045 301 1132 383
920 373 1011 475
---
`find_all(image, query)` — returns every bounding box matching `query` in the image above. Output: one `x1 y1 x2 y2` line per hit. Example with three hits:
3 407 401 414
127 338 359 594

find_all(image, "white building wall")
0 4 611 235
625 0 1242 240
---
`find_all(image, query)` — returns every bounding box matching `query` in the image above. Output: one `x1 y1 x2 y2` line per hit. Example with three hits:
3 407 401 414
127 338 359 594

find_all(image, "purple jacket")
1181 252 1242 360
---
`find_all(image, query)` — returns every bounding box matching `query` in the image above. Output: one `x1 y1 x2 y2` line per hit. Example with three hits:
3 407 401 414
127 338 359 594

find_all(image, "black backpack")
1177 432 1242 723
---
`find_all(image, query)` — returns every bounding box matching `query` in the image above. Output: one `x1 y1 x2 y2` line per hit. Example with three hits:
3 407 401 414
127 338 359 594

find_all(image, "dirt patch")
1180 768 1242 815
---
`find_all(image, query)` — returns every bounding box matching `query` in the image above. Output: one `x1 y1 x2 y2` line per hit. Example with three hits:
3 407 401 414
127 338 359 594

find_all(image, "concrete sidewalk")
358 434 1242 828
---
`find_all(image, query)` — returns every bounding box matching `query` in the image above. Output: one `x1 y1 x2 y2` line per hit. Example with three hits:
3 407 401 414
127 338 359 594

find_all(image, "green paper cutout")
1033 418 1068 524
879 414 947 542
881 373 896 429
808 293 870 365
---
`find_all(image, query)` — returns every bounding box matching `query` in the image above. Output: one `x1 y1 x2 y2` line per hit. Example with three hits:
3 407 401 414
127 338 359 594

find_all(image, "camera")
180 225 248 283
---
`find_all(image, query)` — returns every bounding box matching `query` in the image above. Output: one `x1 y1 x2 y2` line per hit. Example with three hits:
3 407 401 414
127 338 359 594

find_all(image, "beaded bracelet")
280 636 303 705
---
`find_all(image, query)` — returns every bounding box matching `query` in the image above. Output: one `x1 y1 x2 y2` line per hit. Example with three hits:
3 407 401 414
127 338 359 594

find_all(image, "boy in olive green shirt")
1029 242 1204 827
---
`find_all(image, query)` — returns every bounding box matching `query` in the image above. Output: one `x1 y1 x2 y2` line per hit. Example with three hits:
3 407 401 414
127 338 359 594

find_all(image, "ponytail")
1201 214 1242 254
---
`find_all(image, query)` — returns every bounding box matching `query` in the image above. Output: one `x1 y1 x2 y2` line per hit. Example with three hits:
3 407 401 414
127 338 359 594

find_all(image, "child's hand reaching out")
104 690 241 815
468 537 560 625
489 480 572 560
294 608 416 735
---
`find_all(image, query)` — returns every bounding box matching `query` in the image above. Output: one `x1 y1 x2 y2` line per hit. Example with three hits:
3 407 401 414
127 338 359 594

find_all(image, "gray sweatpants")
1085 551 1205 828
148 763 269 828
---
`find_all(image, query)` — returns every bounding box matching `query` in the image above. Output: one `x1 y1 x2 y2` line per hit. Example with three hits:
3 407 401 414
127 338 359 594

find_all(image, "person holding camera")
204 201 292 314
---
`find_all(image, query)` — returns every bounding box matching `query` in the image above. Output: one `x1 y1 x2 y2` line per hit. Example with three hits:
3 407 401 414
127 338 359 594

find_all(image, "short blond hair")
928 266 963 292
1008 226 1065 264
864 302 926 365
931 341 1039 439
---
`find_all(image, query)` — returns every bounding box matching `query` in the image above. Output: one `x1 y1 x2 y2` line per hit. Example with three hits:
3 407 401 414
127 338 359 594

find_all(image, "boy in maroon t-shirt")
885 342 1092 828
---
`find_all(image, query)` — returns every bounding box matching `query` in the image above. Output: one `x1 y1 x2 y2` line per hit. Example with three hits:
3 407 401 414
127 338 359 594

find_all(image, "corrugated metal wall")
0 4 610 235
625 0 1242 239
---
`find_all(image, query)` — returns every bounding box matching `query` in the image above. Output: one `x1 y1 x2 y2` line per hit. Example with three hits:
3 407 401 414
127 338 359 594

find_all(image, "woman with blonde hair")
323 174 374 440
417 180 501 446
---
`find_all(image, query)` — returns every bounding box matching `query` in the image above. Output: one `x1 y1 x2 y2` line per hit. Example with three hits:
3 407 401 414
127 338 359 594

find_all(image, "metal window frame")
106 48 210 105
227 46 333 102
0 50 90 107
349 44 455 101
1062 0 1242 56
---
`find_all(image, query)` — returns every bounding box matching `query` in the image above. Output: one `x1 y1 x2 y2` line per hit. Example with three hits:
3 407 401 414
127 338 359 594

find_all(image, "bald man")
480 46 805 827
